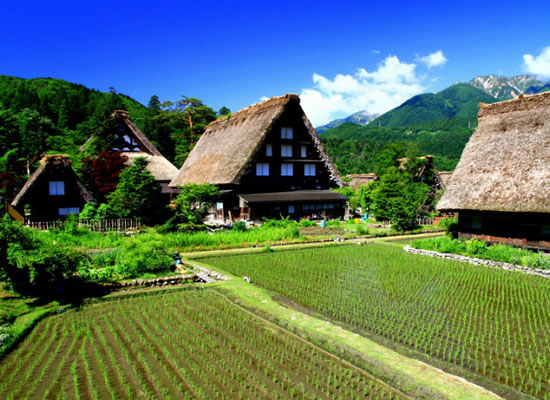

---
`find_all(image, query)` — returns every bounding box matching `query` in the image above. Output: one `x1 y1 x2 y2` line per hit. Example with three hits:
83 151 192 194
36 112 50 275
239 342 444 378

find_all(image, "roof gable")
12 155 94 208
437 92 550 212
111 110 162 156
169 94 343 187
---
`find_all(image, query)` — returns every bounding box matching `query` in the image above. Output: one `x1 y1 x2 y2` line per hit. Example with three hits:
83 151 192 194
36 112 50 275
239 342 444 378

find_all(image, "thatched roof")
345 173 378 188
111 110 162 156
12 155 94 207
437 92 550 212
438 171 453 188
169 94 343 187
80 110 178 182
124 152 179 182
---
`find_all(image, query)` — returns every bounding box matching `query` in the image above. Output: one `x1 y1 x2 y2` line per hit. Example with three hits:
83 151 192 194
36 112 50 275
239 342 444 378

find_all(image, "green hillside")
321 118 475 174
0 76 219 200
0 75 147 130
371 83 497 127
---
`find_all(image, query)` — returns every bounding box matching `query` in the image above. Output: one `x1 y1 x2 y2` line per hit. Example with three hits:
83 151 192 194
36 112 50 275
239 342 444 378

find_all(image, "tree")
371 167 429 231
107 157 161 222
80 151 128 202
161 96 217 166
218 106 231 117
15 109 58 175
166 183 220 231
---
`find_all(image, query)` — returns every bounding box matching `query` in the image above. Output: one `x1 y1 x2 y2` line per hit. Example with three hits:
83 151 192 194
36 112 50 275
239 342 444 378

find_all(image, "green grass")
202 244 550 398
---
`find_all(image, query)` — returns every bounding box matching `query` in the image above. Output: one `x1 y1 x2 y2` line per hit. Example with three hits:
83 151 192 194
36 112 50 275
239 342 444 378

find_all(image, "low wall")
403 246 550 278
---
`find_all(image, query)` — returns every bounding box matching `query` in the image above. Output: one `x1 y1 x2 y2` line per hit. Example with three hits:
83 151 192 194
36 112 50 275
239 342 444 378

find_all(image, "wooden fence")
24 218 140 232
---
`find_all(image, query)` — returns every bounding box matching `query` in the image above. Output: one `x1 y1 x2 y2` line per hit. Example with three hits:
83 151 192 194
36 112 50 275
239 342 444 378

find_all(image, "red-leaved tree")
80 151 128 202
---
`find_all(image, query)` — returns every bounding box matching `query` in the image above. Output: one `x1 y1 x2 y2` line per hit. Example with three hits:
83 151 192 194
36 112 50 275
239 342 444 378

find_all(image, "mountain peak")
469 74 547 100
316 110 379 133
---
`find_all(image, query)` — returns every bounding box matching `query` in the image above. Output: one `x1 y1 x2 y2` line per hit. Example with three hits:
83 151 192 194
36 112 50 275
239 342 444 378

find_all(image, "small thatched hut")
169 94 347 222
345 173 378 188
11 155 94 220
437 92 550 249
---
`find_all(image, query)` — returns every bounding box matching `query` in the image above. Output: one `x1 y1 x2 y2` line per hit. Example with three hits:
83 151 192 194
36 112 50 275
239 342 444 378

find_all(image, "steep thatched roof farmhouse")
11 155 94 221
438 91 550 249
110 110 179 190
81 110 178 193
345 173 378 188
170 94 347 221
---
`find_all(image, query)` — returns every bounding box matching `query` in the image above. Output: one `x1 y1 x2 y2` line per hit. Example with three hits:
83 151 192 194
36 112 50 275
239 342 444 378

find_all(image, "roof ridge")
210 94 299 126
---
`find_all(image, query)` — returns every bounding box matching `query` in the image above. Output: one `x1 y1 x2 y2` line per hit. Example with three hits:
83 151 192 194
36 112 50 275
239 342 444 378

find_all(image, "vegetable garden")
0 288 399 399
203 244 550 398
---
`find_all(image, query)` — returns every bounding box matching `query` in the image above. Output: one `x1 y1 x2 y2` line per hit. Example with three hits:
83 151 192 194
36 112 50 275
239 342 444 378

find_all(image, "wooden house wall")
238 102 336 193
22 168 88 220
457 210 550 250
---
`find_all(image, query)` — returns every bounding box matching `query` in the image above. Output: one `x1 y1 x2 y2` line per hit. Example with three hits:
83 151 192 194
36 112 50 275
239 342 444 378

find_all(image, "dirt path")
183 231 444 259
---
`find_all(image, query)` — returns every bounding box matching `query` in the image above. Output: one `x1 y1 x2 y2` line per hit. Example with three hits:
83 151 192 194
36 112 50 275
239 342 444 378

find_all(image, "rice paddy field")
0 288 400 400
203 244 550 399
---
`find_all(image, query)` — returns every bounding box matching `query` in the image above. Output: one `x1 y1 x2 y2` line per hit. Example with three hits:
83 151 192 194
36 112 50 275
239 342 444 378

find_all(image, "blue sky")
2 0 550 126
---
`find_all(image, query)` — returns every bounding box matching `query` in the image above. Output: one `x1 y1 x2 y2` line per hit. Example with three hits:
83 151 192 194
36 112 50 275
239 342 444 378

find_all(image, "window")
266 143 272 156
472 217 482 230
304 164 316 176
281 127 293 139
49 181 65 196
288 205 295 214
256 163 269 176
59 207 79 216
216 202 224 210
301 145 307 158
281 163 293 176
281 144 292 157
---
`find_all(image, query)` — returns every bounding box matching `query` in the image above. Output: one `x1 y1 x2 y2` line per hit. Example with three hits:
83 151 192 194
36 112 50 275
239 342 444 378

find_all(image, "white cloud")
418 50 447 69
300 55 425 126
523 47 550 79
371 49 381 55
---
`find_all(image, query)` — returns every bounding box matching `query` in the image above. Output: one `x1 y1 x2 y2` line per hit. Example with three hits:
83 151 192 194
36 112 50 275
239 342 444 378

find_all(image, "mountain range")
316 74 550 132
316 110 379 133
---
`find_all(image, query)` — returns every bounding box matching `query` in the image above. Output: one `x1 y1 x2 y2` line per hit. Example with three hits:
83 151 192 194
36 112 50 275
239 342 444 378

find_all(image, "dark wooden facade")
217 101 346 221
171 95 347 223
11 156 93 221
457 210 550 250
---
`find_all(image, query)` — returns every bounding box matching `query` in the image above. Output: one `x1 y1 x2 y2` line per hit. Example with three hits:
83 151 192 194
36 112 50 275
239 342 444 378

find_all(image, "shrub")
232 221 247 232
87 242 171 280
262 216 297 228
0 216 89 296
298 219 316 227
326 220 340 228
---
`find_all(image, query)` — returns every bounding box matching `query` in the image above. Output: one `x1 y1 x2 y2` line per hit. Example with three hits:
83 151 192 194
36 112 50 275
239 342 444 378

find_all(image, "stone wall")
403 246 550 278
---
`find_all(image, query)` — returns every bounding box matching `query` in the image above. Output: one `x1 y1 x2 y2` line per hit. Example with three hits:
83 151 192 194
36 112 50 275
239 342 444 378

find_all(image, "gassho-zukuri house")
10 154 95 221
437 91 550 250
169 94 348 222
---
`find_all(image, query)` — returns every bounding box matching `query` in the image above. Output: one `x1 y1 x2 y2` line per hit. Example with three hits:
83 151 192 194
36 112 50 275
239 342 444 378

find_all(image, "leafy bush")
0 216 89 296
232 221 247 232
86 242 171 280
298 219 316 227
172 183 220 231
261 216 297 228
326 220 340 227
